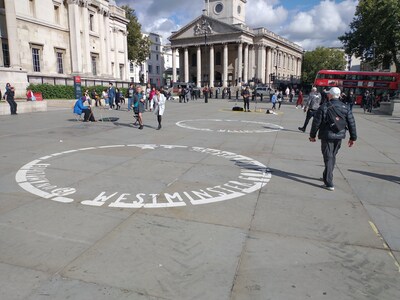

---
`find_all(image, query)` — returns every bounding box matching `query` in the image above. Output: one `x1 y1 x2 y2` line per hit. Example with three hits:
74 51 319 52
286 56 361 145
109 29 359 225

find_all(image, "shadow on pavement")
268 168 323 189
348 169 400 185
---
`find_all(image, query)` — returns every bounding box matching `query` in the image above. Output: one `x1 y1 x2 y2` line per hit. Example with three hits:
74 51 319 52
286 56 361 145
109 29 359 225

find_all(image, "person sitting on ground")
73 96 95 122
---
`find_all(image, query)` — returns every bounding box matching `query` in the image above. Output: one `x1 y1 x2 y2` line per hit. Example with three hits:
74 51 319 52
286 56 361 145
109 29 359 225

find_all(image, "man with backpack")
309 87 357 191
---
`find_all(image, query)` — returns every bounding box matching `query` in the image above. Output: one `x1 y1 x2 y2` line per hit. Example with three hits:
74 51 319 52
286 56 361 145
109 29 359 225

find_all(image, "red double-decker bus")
314 70 400 104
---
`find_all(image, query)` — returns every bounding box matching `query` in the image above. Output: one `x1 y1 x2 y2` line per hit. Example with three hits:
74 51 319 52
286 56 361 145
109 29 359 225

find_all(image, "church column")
82 1 91 74
209 45 214 88
4 0 20 68
67 0 82 73
197 46 201 87
248 45 255 80
257 45 266 84
237 42 243 84
223 43 228 87
184 47 189 83
266 47 272 86
172 48 177 83
243 44 249 83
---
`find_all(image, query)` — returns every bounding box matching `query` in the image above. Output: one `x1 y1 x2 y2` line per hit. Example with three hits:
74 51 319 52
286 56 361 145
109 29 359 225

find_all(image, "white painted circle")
16 144 271 208
176 119 284 133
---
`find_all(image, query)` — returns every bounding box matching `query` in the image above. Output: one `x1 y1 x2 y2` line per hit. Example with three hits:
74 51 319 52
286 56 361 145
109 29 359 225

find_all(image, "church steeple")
204 0 246 25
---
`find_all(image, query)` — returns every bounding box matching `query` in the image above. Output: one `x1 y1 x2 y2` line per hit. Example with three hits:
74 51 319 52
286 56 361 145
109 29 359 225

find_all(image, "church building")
169 0 304 88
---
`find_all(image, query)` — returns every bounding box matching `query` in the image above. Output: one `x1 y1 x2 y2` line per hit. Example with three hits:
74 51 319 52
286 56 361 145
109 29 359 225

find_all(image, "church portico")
169 0 303 88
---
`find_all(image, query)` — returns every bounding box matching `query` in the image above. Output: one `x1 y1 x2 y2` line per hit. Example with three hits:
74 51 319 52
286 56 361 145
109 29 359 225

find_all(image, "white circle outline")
15 144 271 208
176 119 284 133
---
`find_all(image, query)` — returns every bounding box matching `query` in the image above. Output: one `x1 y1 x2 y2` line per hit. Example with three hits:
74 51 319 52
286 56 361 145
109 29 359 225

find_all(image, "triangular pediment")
169 15 247 41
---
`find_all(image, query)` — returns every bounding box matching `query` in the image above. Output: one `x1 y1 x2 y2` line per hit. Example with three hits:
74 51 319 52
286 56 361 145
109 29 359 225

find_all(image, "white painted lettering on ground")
16 145 271 208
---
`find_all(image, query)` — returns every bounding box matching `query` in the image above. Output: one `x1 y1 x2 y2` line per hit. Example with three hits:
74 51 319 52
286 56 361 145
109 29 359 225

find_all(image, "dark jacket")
5 89 15 101
310 99 357 141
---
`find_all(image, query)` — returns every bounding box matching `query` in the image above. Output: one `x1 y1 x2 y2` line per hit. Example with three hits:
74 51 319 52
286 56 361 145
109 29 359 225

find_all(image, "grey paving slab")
25 275 154 300
0 200 130 273
61 214 246 300
0 262 50 300
0 99 399 299
252 192 383 248
231 231 400 300
364 204 400 251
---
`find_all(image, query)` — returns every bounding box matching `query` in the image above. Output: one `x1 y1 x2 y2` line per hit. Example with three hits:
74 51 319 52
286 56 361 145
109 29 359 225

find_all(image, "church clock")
206 0 246 25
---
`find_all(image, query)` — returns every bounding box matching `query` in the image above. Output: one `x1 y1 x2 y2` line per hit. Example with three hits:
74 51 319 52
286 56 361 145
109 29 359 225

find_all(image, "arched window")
283 54 286 69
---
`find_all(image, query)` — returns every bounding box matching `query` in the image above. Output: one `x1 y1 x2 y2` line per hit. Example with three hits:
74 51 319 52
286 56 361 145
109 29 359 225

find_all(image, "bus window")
378 76 395 81
346 74 357 80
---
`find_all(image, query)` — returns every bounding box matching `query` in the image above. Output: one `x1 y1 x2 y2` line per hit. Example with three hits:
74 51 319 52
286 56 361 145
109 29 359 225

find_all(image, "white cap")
328 87 341 98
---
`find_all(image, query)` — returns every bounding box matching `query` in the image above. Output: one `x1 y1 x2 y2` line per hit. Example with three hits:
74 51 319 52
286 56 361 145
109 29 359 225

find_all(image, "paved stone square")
0 98 399 299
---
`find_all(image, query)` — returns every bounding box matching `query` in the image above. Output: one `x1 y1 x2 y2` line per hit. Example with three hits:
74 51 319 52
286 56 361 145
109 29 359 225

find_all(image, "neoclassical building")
0 0 129 96
169 0 303 88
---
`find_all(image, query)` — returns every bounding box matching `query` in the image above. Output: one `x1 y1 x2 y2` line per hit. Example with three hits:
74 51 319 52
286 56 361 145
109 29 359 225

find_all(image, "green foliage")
27 84 75 99
339 0 400 72
301 47 347 84
122 5 152 65
26 84 125 99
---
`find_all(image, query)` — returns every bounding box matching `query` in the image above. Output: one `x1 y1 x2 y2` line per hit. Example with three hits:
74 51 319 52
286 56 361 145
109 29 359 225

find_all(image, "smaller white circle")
176 119 284 133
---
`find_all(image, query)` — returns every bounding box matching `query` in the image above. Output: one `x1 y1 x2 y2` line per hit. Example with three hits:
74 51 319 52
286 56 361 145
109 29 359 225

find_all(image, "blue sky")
116 0 359 50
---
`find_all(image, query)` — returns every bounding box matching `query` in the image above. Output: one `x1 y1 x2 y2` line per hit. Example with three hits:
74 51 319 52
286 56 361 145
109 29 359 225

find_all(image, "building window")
156 66 160 74
130 62 134 73
2 40 10 67
92 55 97 75
283 55 286 69
149 53 151 60
56 51 64 74
54 6 60 24
111 62 114 76
148 65 153 74
32 48 41 72
119 64 124 79
156 46 158 51
156 54 159 61
89 14 94 31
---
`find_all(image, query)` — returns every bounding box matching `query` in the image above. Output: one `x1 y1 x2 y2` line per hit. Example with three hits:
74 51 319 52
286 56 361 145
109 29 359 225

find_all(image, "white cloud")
116 0 358 50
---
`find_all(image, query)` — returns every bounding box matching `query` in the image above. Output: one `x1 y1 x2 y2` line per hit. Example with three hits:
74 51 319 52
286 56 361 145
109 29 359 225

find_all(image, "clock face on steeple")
208 0 246 25
215 2 223 14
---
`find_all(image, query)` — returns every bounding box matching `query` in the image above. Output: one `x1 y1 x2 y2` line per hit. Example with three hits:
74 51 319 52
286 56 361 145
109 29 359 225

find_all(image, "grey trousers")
321 139 342 187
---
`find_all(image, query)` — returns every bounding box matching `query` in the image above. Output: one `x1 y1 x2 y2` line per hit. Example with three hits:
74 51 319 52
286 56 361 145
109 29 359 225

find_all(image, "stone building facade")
169 0 303 88
0 0 129 97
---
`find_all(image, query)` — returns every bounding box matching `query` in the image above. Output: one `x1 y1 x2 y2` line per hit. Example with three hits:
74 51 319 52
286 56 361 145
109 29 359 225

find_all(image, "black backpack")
324 102 347 133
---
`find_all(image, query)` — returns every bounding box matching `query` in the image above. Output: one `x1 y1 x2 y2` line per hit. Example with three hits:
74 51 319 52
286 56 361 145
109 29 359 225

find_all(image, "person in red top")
148 86 156 111
296 89 304 109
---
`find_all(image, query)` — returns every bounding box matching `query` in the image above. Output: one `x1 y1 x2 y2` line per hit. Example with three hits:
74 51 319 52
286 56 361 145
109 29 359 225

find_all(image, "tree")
121 5 151 65
339 0 400 72
301 47 346 84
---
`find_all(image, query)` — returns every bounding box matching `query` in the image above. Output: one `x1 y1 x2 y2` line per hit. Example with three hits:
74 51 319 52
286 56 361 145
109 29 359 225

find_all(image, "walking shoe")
324 185 334 191
298 127 305 132
139 125 143 130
